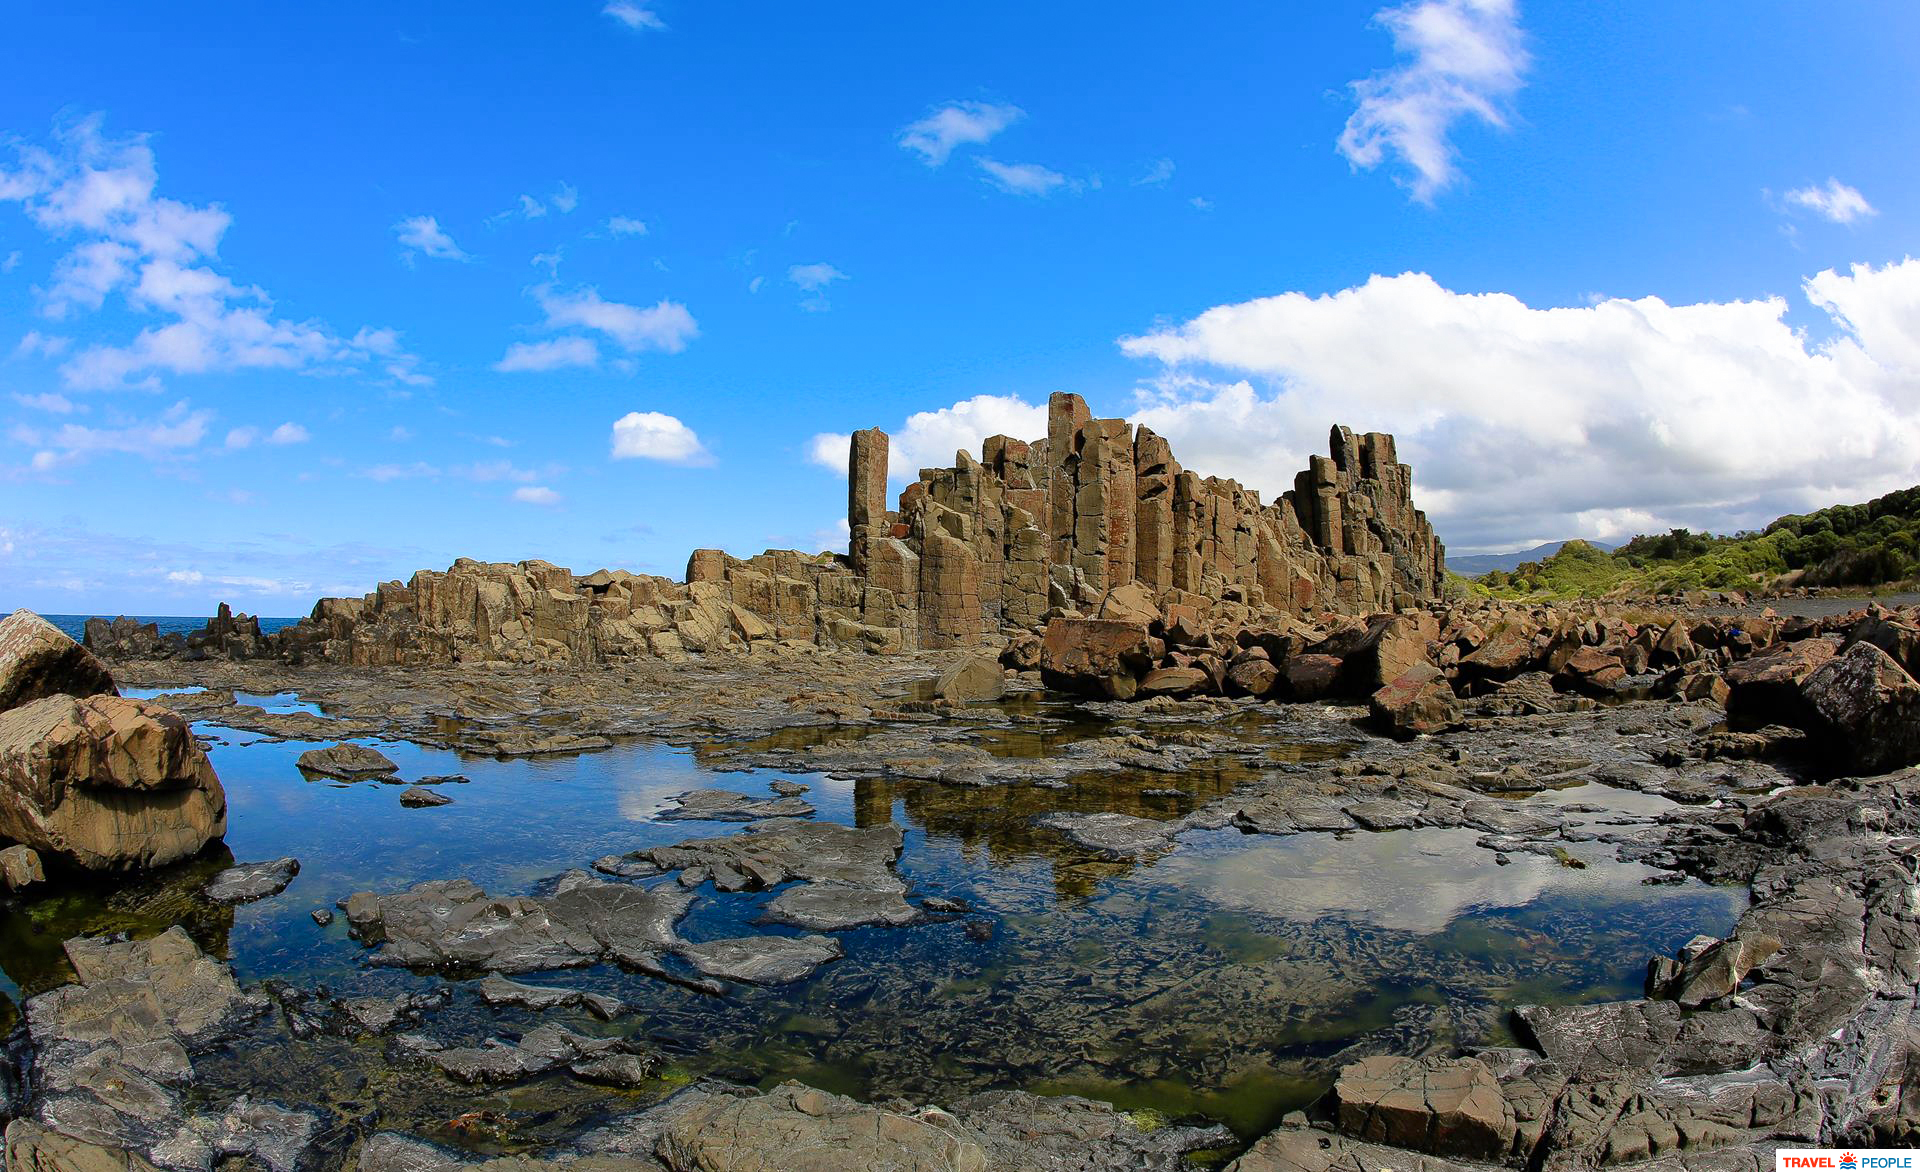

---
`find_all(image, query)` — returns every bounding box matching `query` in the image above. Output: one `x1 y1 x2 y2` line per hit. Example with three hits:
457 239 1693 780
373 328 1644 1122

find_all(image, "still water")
0 688 1745 1143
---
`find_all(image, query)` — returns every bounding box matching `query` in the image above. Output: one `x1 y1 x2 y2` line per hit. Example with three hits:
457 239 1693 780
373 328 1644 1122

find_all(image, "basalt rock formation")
96 394 1443 667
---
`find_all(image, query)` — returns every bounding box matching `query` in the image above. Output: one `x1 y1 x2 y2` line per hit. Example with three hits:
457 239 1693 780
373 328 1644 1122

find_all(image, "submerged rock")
0 694 227 871
205 857 300 904
1035 810 1181 860
674 934 842 984
658 787 814 821
474 973 622 1019
295 742 397 779
397 1023 652 1086
0 608 117 713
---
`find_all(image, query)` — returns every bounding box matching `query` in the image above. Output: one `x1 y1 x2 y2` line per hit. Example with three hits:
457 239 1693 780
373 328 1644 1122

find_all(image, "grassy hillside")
1462 485 1920 599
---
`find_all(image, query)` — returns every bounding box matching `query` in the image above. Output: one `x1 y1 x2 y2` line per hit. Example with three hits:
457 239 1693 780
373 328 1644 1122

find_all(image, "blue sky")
2 1 1916 616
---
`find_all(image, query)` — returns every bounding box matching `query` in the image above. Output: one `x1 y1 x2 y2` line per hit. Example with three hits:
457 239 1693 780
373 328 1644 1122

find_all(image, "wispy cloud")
395 215 468 261
788 262 848 312
607 215 648 237
610 410 713 466
603 1 665 31
1337 0 1530 202
534 285 697 353
1133 158 1175 187
1783 178 1877 225
14 399 211 470
977 158 1068 197
512 485 561 505
495 336 601 372
899 101 1024 166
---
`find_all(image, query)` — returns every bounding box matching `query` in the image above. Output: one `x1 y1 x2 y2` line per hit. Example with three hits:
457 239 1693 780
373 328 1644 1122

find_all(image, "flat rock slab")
296 742 397 779
1035 811 1180 859
1333 1054 1516 1160
763 882 921 931
399 785 452 807
658 787 815 822
206 857 300 904
475 974 623 1020
398 1023 651 1086
675 934 843 984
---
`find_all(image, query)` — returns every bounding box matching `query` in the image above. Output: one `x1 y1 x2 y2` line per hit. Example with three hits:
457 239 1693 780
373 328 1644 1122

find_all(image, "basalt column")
848 428 890 577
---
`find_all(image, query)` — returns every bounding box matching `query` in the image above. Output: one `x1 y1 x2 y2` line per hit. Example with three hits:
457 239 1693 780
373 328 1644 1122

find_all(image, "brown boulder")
1459 618 1536 682
1334 1054 1517 1160
1225 651 1280 697
1369 663 1462 738
0 844 42 891
0 694 227 871
1801 641 1920 774
1556 646 1626 696
1138 666 1211 697
1039 618 1152 700
1281 654 1345 700
0 609 117 713
934 654 1007 703
1724 636 1840 728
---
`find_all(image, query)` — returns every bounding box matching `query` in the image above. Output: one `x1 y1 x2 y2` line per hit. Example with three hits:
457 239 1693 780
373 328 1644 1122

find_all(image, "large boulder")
1038 618 1153 700
934 654 1007 703
1801 641 1920 774
1333 1054 1517 1160
1369 664 1461 738
0 608 116 713
1724 636 1839 728
0 694 227 871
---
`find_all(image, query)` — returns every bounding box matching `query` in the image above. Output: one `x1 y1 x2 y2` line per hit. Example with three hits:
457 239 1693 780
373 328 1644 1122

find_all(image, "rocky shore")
3 582 1919 1169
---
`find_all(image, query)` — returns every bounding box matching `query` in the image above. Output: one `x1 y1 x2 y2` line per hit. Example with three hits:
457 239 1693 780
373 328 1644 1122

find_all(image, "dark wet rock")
1035 810 1181 859
921 895 969 914
294 742 397 779
465 729 613 757
1648 931 1783 1007
474 974 623 1020
934 653 1007 703
398 785 452 807
414 773 468 785
345 872 694 973
1369 664 1461 739
674 934 842 984
268 982 451 1039
397 1023 650 1086
768 779 809 797
0 608 117 714
764 883 921 931
0 843 44 892
205 857 299 904
311 908 333 926
0 694 228 872
1332 1054 1516 1160
1723 635 1839 728
1800 640 1920 773
657 787 814 821
1281 653 1344 700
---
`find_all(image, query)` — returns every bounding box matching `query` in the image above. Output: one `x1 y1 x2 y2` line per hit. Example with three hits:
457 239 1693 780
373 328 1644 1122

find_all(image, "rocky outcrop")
98 400 1443 668
0 694 227 871
0 608 116 712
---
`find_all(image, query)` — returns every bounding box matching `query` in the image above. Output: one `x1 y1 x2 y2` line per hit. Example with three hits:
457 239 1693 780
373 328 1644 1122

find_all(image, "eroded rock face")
0 609 117 714
0 694 227 871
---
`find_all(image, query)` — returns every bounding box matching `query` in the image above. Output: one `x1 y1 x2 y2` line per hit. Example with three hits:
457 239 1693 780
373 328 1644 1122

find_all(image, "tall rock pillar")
848 428 890 576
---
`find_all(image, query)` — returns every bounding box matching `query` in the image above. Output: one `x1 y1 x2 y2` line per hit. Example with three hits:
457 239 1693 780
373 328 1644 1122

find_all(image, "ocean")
40 614 303 641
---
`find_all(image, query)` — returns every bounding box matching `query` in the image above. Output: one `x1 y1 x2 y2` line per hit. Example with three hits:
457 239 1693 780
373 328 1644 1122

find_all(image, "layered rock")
99 398 1442 667
0 608 116 712
0 694 227 871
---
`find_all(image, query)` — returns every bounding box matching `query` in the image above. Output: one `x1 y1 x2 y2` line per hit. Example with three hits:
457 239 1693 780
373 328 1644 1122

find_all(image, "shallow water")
0 688 1747 1145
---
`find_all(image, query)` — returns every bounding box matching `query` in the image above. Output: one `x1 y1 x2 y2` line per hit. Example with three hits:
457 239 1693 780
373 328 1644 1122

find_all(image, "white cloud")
610 410 713 465
1134 158 1175 187
1118 259 1920 551
899 101 1024 166
0 117 422 392
12 392 77 414
225 426 258 449
495 336 601 372
1190 196 1214 211
604 1 665 31
15 399 211 469
462 460 539 484
807 392 1048 483
1783 178 1877 225
788 262 847 311
1337 0 1530 202
535 285 697 353
394 215 468 261
268 422 308 445
551 182 578 214
977 158 1068 197
518 194 547 219
359 461 439 482
14 330 70 358
512 485 562 505
607 216 648 236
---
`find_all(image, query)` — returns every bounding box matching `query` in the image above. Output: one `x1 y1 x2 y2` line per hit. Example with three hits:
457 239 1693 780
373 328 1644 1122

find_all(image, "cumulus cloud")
1338 0 1530 202
268 422 308 445
607 215 648 236
1118 259 1920 551
899 101 1024 166
394 215 467 261
1783 178 1876 225
495 336 600 372
977 158 1069 197
603 1 665 31
807 393 1049 483
534 285 697 353
0 116 423 392
512 485 562 505
610 410 713 465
